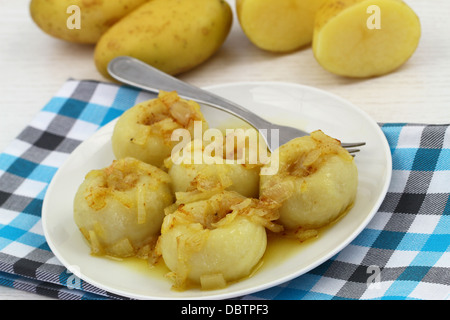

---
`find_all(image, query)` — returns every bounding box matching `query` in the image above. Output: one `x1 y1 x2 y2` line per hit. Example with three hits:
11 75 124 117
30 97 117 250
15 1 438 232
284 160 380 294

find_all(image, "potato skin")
30 0 148 44
94 0 233 78
236 0 327 52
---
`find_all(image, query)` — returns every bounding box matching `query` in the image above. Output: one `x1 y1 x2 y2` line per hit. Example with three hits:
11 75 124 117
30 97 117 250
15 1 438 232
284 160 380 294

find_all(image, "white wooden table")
0 0 449 300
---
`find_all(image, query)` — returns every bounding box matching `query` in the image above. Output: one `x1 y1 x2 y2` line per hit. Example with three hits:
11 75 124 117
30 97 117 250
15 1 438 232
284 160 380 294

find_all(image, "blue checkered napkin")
0 80 449 300
0 80 157 300
247 124 450 300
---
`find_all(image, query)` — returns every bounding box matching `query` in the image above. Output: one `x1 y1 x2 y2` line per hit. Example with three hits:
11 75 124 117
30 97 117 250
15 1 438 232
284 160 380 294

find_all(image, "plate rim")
42 81 392 300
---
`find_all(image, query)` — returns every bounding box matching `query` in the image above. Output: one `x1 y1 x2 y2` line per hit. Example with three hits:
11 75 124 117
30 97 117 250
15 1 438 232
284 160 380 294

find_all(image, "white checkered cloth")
0 80 449 300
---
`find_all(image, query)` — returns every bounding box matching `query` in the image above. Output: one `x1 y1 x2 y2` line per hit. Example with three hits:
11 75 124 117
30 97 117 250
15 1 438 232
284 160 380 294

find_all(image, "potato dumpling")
111 91 208 168
168 161 260 199
30 0 148 44
236 0 327 52
156 191 280 290
74 157 174 258
313 0 421 77
166 129 265 199
260 130 358 230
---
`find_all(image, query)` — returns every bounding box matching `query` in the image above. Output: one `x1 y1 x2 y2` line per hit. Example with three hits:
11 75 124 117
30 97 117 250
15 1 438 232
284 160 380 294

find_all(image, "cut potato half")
313 0 421 77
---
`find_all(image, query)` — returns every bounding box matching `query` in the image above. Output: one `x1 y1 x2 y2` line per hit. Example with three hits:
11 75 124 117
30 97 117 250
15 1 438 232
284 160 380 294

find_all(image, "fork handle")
107 56 271 130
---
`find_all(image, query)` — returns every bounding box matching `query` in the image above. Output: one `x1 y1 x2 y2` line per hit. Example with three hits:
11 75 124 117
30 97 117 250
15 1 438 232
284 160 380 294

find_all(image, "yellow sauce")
120 256 170 278
102 205 351 292
108 229 317 289
262 233 315 268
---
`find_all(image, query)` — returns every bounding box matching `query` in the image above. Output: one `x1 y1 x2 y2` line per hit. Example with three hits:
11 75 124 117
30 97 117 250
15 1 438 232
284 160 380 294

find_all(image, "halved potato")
313 0 421 77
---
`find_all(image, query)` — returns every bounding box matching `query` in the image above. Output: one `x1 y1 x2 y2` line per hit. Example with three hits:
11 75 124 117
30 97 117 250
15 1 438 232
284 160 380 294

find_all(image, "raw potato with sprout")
111 91 208 168
156 191 281 290
73 157 174 258
313 0 421 78
260 131 358 233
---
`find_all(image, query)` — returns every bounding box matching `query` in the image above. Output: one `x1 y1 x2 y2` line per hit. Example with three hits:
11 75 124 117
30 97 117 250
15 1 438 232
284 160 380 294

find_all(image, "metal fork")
107 56 365 154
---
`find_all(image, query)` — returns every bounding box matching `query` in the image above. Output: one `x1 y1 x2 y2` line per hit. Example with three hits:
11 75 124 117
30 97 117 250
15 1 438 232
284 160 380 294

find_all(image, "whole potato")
30 0 148 44
236 0 327 52
94 0 233 78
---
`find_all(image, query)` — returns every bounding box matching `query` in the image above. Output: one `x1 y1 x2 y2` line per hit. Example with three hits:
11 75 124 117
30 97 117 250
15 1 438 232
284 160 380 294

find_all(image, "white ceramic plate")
42 82 392 300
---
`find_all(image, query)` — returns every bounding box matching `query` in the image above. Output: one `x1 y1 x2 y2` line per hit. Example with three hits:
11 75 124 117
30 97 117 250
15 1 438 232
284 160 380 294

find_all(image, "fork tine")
346 148 361 154
341 142 366 148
